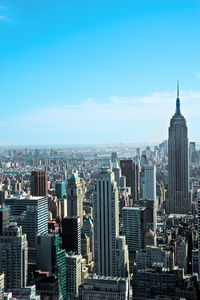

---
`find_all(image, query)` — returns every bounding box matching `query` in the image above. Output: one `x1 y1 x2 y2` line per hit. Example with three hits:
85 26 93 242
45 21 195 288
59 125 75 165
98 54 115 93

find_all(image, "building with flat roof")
79 274 129 300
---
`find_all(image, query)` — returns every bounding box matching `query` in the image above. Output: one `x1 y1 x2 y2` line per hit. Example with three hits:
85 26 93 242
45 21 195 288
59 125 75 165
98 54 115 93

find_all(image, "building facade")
166 85 191 214
93 168 129 277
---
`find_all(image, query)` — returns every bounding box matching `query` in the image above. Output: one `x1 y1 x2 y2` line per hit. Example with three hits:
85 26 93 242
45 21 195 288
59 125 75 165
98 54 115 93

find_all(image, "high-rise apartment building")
0 224 28 291
166 84 191 214
67 174 83 225
93 168 129 277
143 165 156 201
31 171 48 196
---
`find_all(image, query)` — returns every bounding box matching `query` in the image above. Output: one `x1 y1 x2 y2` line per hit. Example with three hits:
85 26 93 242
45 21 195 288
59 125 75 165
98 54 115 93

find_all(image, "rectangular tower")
93 168 129 277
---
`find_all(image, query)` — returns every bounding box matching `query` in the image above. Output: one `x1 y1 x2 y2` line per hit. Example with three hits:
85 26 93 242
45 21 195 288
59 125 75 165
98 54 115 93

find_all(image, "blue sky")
0 0 200 145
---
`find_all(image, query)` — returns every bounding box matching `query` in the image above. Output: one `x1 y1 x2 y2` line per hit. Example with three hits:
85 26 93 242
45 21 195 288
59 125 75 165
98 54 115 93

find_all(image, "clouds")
4 89 199 145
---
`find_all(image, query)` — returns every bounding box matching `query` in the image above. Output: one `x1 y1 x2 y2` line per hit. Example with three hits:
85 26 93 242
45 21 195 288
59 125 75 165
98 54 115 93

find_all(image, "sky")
0 0 200 145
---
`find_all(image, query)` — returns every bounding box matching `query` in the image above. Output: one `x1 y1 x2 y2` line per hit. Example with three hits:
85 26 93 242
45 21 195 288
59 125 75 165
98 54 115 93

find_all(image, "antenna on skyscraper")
177 79 179 99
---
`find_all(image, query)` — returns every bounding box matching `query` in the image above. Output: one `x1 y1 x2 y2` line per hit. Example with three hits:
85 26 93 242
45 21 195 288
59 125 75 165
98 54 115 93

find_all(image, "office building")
55 181 66 199
66 253 82 299
82 217 94 259
79 275 129 300
67 174 83 225
31 170 48 197
0 205 10 235
175 238 188 273
143 165 156 201
122 207 146 269
138 198 157 231
36 234 66 299
93 168 129 277
5 193 48 273
0 224 28 291
166 84 191 214
120 160 139 200
62 216 81 254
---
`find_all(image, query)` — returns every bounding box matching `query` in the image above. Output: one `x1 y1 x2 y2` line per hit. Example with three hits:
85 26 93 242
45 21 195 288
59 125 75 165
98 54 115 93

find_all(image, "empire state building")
166 83 191 214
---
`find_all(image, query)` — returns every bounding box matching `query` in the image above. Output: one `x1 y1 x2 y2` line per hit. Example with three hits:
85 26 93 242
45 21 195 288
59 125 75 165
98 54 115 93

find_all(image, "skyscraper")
166 83 191 214
143 165 156 201
5 194 48 275
67 174 83 225
62 216 81 254
31 171 48 196
120 160 139 200
0 223 28 291
93 168 129 277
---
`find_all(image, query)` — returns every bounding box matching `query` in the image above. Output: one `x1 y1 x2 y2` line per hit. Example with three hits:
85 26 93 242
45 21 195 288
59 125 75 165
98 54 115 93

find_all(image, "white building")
93 168 129 277
66 253 82 299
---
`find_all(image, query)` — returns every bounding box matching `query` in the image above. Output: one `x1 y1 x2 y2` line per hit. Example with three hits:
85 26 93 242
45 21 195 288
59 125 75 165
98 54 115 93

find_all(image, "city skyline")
0 0 200 145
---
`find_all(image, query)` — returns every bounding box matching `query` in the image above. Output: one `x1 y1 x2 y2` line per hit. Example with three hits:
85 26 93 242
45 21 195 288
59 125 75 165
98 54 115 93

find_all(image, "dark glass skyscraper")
166 83 191 214
31 171 48 196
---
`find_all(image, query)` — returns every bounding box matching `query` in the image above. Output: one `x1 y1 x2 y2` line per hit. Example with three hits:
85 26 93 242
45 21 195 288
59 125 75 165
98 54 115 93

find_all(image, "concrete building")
192 249 199 274
0 224 28 291
175 238 188 273
79 275 129 300
82 217 94 259
93 168 129 277
0 273 4 299
143 165 156 201
67 174 83 225
0 205 10 235
166 84 191 214
136 246 174 270
5 193 48 275
66 253 82 299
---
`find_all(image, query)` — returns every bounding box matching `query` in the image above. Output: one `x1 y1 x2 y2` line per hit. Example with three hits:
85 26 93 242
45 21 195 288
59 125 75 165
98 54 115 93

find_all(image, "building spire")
175 79 181 116
177 79 179 99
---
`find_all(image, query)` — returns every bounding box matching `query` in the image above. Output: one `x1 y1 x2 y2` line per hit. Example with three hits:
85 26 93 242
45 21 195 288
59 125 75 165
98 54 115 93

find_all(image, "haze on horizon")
0 0 200 145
